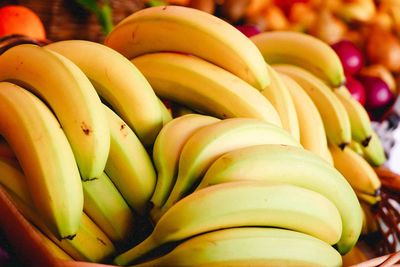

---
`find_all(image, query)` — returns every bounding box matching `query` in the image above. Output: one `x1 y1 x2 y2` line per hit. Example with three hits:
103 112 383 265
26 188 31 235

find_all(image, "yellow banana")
0 157 116 262
114 181 342 265
279 73 333 165
263 64 299 141
329 144 381 195
196 144 362 255
131 52 281 127
103 105 156 215
334 86 373 146
251 31 345 88
0 44 109 180
0 82 83 239
151 114 220 212
82 172 136 243
274 64 351 148
133 227 342 267
159 118 301 218
361 130 386 166
46 40 163 147
105 5 269 90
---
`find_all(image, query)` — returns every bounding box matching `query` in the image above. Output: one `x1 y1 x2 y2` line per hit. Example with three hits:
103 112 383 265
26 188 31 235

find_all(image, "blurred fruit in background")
0 5 46 40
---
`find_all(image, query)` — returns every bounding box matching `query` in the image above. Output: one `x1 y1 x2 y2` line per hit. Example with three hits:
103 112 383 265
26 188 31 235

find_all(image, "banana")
334 86 373 146
0 44 109 180
263 65 300 141
151 114 220 212
0 158 116 262
82 172 136 243
158 98 173 125
349 139 365 156
0 139 136 243
131 52 281 127
105 5 269 90
361 130 386 166
196 144 362 255
132 227 342 267
46 40 163 147
103 105 156 215
0 82 83 239
274 64 351 148
159 118 301 218
250 31 345 88
329 143 382 196
357 191 381 206
279 72 333 165
114 181 342 265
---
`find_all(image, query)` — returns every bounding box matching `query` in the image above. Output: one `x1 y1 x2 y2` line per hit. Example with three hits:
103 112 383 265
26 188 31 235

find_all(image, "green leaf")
75 0 114 36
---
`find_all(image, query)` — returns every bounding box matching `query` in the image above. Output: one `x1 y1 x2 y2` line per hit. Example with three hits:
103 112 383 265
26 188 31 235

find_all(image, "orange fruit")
0 5 46 40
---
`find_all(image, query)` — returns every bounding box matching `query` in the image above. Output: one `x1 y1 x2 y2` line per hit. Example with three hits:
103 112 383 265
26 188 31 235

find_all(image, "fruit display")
0 3 399 267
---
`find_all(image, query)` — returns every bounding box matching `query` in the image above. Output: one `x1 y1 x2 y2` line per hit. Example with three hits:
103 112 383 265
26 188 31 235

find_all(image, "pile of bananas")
0 5 390 267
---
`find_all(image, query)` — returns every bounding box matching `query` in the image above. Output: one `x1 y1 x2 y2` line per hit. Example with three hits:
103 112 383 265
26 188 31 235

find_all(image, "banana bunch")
0 4 389 267
0 38 162 262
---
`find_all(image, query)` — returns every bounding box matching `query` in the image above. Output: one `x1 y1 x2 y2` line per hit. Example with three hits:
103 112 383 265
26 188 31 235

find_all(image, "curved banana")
0 158 116 262
46 40 163 147
151 114 220 211
133 227 342 267
279 73 332 165
159 118 301 218
329 144 381 195
0 82 83 239
196 144 362 255
103 105 156 215
263 65 299 140
131 52 281 127
334 86 373 146
250 31 345 88
0 44 109 180
361 130 386 166
82 172 135 243
105 5 269 90
274 64 351 148
114 181 342 265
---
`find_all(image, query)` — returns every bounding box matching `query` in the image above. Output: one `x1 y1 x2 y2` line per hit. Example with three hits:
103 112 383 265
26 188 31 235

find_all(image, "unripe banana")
159 118 301 218
196 144 362 255
114 181 342 265
151 114 220 212
133 227 342 267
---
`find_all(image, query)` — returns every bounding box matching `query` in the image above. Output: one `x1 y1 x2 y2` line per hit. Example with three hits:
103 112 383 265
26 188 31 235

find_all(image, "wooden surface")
0 0 146 43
